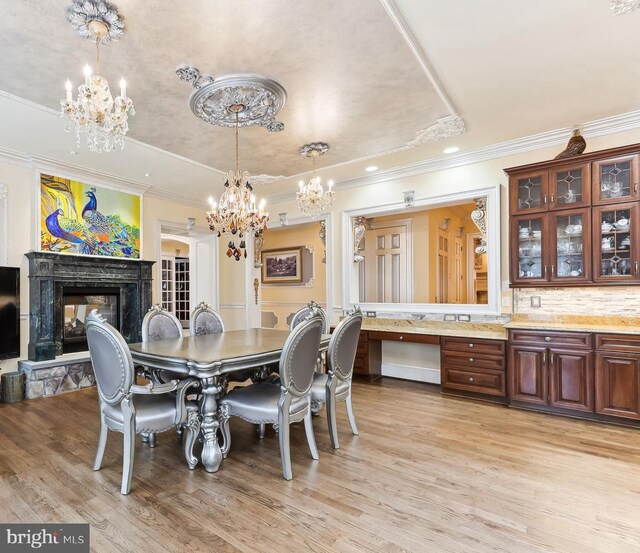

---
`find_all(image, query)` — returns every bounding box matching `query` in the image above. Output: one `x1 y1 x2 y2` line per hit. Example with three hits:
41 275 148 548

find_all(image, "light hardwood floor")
1 378 640 552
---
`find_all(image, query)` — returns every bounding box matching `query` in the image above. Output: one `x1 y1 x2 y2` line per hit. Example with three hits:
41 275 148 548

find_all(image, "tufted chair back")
279 315 323 397
142 304 183 342
290 301 329 334
327 309 363 381
86 309 135 406
189 301 225 336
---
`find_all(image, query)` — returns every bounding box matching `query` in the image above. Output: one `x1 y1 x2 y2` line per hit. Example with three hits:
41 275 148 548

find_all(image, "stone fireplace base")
19 353 95 399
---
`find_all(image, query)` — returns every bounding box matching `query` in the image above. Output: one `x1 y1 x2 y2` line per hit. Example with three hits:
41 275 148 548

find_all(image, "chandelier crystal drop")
60 1 134 152
206 111 269 261
296 142 335 218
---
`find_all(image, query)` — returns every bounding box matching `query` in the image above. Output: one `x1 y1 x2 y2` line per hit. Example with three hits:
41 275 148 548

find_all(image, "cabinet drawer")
442 367 506 396
440 336 506 356
441 351 505 371
595 333 640 353
508 329 592 349
368 331 439 345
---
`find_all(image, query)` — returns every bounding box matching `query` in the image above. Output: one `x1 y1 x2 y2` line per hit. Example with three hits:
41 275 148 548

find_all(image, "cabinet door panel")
549 162 591 210
509 346 548 404
510 171 549 215
549 350 593 412
511 215 549 285
591 203 640 283
595 352 640 419
592 154 640 205
549 208 591 283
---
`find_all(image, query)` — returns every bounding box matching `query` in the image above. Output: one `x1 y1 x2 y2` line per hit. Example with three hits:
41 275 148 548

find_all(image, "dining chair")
189 301 225 335
218 315 324 480
310 308 362 449
290 300 329 333
86 310 200 495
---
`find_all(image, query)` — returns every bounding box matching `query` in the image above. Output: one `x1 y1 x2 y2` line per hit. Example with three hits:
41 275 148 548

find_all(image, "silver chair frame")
189 301 225 336
219 316 324 480
290 300 329 334
87 310 200 495
311 309 362 449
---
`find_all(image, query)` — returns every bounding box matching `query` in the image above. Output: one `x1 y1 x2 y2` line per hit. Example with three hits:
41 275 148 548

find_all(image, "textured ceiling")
0 0 449 177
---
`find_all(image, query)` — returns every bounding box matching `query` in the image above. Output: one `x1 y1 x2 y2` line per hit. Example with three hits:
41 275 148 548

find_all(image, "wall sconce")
403 190 415 208
186 217 196 230
279 212 288 226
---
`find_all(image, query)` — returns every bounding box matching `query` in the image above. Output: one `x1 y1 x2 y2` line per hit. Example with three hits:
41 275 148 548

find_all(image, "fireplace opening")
62 287 120 353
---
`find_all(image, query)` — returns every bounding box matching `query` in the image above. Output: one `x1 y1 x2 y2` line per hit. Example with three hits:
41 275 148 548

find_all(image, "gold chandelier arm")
95 39 100 75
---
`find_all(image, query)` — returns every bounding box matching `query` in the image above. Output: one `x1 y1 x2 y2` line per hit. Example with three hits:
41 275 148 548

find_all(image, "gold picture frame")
261 247 303 283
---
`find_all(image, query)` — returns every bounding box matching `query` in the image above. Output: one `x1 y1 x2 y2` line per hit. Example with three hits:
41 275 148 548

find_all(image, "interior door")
363 225 408 303
436 229 449 303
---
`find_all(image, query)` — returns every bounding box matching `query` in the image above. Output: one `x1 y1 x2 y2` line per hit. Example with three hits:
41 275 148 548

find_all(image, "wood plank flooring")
1 378 640 552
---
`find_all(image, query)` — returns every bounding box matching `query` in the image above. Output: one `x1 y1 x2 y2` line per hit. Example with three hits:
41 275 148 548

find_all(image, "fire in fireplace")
63 287 120 353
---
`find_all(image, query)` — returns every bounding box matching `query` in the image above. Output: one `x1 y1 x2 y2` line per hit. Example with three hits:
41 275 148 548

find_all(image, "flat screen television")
0 267 19 359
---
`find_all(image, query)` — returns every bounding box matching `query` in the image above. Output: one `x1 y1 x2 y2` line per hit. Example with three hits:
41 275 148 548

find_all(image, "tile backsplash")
514 287 640 316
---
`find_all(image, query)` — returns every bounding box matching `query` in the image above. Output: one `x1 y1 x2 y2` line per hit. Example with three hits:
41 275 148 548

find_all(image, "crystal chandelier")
296 142 335 218
610 0 640 15
60 1 134 152
206 111 269 261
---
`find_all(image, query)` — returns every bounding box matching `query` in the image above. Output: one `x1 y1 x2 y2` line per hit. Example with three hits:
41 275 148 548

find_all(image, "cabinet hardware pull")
468 343 474 348
544 265 549 278
399 336 404 340
469 358 474 362
636 261 639 275
545 336 551 342
550 195 555 203
469 377 474 382
543 195 548 204
635 182 638 193
543 352 547 363
550 353 555 364
551 265 555 276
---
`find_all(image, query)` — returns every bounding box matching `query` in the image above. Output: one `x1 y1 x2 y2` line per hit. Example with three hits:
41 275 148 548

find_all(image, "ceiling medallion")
407 116 466 147
60 0 134 152
610 0 640 15
296 142 335 218
176 67 286 132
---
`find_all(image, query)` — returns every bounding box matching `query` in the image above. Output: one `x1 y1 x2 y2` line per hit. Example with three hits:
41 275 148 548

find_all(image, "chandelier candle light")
60 0 134 152
297 142 335 218
206 111 269 261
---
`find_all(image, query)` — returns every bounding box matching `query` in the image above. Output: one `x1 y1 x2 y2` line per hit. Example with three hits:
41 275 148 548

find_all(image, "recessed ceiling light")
365 166 378 172
69 150 77 155
443 146 460 154
144 172 150 177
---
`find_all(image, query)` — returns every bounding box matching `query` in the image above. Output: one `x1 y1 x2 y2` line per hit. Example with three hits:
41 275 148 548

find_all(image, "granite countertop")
360 315 640 340
505 315 640 335
361 318 508 340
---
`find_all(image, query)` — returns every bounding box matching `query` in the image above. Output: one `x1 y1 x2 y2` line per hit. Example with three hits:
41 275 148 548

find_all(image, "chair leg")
148 432 157 448
219 411 231 459
304 410 319 460
257 423 266 439
141 432 149 444
345 393 359 435
93 414 109 471
326 390 340 449
278 412 292 480
121 424 136 495
177 426 184 442
183 409 200 470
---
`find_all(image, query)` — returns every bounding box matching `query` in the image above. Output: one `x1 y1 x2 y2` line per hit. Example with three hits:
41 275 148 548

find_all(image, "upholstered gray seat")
219 315 324 480
189 301 225 336
86 310 200 495
310 308 362 449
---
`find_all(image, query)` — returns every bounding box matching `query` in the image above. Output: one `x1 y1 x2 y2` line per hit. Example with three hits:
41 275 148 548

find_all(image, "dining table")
128 328 330 473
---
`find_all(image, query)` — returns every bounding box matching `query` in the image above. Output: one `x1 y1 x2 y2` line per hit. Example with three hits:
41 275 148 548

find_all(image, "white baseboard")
381 362 441 384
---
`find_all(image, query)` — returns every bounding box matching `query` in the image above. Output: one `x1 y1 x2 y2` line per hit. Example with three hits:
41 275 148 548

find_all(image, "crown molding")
144 187 206 209
266 109 640 205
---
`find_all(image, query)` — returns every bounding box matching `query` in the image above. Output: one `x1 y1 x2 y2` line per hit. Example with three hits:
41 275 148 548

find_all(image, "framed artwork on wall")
261 247 303 283
39 173 141 259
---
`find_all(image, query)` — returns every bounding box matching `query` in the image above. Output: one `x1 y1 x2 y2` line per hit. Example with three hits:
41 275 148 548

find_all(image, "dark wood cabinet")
508 331 594 413
548 349 593 412
352 330 381 381
507 144 640 287
441 337 506 400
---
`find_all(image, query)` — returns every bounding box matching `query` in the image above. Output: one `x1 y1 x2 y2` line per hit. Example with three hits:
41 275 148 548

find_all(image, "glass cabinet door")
511 215 548 284
549 163 590 211
592 203 640 282
592 154 639 205
549 209 591 283
510 172 549 215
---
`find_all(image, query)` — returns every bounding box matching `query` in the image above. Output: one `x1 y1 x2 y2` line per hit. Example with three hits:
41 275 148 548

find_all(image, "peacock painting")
40 174 141 258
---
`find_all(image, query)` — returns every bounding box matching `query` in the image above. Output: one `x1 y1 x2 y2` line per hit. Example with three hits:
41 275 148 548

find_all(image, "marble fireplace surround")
26 251 154 362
